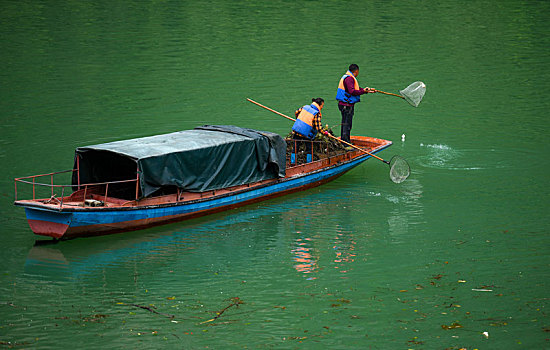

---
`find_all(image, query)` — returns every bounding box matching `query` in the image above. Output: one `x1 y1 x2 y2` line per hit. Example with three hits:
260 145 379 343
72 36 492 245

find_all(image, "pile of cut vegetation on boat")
14 125 392 240
285 127 346 164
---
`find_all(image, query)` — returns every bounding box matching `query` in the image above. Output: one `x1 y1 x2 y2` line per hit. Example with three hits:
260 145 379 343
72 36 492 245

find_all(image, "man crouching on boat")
291 97 329 164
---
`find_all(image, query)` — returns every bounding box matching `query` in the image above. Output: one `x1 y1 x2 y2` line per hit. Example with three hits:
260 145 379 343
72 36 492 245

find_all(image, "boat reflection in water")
24 189 342 280
25 178 407 284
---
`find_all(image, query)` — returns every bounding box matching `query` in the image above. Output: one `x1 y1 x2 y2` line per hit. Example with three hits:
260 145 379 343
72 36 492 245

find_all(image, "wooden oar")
246 98 390 165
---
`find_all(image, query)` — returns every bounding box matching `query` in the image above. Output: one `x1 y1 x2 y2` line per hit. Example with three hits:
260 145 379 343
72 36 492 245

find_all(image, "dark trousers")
339 104 355 143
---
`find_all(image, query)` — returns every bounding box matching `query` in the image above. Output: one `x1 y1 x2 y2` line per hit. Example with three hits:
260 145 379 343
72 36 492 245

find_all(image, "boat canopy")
72 125 287 198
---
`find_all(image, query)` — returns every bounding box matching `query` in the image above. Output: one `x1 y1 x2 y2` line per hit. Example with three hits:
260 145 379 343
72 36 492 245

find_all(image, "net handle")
325 132 389 164
373 89 405 99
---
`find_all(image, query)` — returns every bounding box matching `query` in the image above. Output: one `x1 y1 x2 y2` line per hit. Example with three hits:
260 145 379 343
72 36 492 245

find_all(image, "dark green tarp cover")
72 125 286 198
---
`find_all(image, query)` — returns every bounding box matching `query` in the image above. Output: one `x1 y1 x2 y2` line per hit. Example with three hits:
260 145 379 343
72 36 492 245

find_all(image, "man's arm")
313 112 323 131
344 76 366 96
344 76 376 95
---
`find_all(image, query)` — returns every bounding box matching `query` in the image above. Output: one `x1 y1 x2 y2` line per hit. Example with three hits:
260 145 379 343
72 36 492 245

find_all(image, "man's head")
348 64 359 77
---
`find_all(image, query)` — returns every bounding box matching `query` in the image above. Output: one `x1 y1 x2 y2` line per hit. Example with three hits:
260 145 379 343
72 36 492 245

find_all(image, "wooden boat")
14 125 392 240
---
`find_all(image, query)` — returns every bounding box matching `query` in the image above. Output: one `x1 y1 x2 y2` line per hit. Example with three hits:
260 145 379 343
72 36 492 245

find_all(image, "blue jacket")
336 71 361 104
292 103 321 139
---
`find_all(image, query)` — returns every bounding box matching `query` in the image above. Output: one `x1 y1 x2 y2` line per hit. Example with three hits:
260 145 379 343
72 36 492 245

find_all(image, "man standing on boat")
291 97 329 164
336 64 375 145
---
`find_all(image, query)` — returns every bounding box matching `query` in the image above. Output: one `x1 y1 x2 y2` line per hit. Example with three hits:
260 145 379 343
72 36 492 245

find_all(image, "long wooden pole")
373 89 405 99
246 98 295 122
246 98 389 165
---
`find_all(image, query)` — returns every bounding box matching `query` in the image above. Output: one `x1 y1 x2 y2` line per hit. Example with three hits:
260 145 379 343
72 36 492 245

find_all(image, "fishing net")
389 155 410 183
399 81 426 107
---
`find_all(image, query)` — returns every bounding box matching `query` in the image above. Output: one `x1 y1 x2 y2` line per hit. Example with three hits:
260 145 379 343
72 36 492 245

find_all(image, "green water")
1 0 549 348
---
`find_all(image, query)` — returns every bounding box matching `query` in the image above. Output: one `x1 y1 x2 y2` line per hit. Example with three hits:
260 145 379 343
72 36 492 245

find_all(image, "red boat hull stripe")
27 219 69 239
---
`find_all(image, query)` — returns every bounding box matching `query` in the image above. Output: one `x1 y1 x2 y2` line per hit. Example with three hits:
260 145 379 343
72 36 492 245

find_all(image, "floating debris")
441 322 463 330
200 297 243 324
335 298 351 303
117 301 175 319
407 336 423 345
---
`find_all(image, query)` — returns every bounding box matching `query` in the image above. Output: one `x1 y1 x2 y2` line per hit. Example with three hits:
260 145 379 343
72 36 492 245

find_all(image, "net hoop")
399 81 426 107
389 155 410 183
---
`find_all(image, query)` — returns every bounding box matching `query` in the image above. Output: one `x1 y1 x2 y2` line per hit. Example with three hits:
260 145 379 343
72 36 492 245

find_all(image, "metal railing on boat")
285 138 348 167
14 169 139 210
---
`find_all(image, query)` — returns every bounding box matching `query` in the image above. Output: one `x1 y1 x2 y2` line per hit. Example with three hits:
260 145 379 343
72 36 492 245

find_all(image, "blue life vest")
336 71 361 104
292 103 320 140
